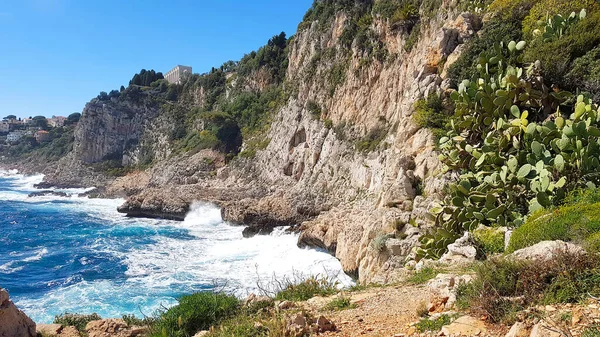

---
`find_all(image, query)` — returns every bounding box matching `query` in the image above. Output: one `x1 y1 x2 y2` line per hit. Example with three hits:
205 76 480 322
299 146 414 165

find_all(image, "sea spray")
0 171 353 323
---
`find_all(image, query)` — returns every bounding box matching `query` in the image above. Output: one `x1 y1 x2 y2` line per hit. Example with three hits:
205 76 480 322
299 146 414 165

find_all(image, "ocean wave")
0 248 49 274
4 188 353 324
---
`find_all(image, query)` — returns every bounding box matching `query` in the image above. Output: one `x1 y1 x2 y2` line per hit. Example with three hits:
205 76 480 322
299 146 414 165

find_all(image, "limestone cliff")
41 0 483 283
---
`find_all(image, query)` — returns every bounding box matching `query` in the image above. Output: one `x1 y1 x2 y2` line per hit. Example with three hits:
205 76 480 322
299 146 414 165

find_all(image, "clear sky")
0 0 313 118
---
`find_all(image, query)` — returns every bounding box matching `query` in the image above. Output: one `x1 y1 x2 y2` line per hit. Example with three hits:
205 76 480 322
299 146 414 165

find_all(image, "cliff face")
48 0 482 283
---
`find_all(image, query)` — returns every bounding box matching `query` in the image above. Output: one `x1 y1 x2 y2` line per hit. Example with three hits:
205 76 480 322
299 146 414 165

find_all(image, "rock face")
44 2 482 283
73 96 161 165
0 288 36 337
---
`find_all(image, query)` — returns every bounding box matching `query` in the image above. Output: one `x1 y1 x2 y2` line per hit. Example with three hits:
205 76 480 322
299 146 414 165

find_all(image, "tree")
97 91 109 100
67 113 81 125
120 85 125 92
32 116 48 129
108 90 121 99
3 115 16 121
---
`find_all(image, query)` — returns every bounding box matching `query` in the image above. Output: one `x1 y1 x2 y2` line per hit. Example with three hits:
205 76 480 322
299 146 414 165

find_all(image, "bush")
371 233 392 252
323 296 355 311
150 292 239 337
524 11 600 87
415 314 453 332
274 276 338 302
567 47 600 102
412 93 452 140
447 17 522 84
521 0 598 36
456 252 600 323
473 227 505 256
356 127 387 152
507 191 600 252
407 267 439 284
306 100 322 118
208 314 286 337
54 313 102 334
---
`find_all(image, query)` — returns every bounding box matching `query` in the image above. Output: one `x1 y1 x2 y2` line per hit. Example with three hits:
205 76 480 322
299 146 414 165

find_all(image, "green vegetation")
356 126 387 152
371 233 393 252
415 314 453 332
1 126 74 161
53 313 102 335
507 188 600 252
323 296 356 311
130 69 164 87
274 276 338 302
473 226 505 256
583 327 600 337
456 252 600 323
419 9 600 258
412 92 452 140
149 292 239 337
407 267 439 284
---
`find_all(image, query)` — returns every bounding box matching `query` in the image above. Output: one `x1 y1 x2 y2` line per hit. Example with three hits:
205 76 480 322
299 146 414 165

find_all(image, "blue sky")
0 0 313 118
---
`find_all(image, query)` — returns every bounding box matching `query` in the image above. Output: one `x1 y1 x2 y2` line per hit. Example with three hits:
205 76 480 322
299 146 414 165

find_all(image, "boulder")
0 288 36 337
37 324 63 336
440 315 487 336
510 241 585 262
439 232 477 264
28 190 69 198
505 322 528 337
85 318 145 337
59 326 81 337
529 323 562 337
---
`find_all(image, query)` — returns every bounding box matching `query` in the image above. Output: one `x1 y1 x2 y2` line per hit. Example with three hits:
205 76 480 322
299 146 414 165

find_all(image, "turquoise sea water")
0 170 351 323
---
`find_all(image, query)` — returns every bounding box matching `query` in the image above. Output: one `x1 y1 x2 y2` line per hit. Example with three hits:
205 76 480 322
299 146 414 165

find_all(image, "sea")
0 170 352 323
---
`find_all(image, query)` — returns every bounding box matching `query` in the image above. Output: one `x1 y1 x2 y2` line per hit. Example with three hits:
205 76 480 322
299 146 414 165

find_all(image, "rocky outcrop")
85 319 146 337
510 241 586 262
0 288 36 337
74 96 160 164
28 190 69 198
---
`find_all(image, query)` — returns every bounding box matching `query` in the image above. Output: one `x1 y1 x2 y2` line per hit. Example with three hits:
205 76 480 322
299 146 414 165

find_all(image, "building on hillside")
164 65 192 85
0 122 8 133
49 116 66 128
22 118 32 125
35 130 50 143
6 130 24 143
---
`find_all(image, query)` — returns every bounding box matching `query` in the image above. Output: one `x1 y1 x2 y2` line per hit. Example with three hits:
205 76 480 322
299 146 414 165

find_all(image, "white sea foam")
4 173 353 323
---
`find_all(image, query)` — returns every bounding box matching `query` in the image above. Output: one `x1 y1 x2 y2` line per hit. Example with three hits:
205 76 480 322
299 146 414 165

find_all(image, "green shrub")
583 327 600 337
404 22 421 52
150 292 239 337
306 100 322 118
415 314 453 332
412 92 452 140
473 227 505 256
456 252 600 323
507 199 600 253
324 296 356 311
447 17 522 84
208 314 286 337
407 267 439 284
488 0 539 20
274 276 338 302
356 127 387 152
567 47 600 102
371 233 392 252
521 0 598 36
524 11 600 88
53 313 102 334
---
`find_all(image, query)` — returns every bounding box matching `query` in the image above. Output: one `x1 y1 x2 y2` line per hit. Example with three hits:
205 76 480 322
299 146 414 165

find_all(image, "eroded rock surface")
0 289 36 337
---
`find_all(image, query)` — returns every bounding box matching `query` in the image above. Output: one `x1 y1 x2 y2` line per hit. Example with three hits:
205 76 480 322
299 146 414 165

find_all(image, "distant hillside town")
0 113 80 145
